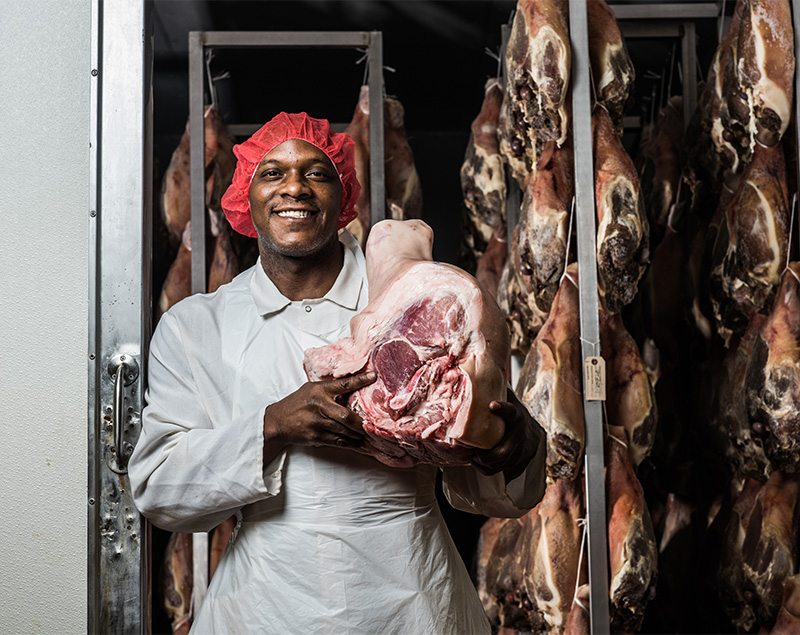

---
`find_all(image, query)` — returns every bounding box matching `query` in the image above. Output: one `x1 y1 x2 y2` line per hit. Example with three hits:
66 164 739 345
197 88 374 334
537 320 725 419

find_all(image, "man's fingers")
327 371 378 396
324 403 365 435
489 400 519 423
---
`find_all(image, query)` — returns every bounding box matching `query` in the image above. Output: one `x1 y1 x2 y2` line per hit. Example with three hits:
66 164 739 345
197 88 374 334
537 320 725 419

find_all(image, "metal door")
88 1 153 632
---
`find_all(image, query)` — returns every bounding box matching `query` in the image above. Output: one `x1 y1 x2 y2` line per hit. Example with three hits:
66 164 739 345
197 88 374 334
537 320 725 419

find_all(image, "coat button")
305 305 312 313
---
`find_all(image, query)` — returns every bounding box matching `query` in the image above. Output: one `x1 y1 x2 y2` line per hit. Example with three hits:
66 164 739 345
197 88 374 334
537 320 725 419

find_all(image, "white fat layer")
529 26 570 146
537 517 564 629
751 11 791 135
421 421 442 439
598 42 631 93
747 179 783 283
711 118 741 174
597 176 642 244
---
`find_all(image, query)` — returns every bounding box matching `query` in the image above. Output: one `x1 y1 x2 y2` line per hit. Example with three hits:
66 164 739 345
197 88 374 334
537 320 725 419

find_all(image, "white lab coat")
129 230 545 634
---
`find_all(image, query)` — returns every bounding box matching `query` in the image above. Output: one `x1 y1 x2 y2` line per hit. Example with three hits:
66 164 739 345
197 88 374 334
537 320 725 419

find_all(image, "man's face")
249 139 343 257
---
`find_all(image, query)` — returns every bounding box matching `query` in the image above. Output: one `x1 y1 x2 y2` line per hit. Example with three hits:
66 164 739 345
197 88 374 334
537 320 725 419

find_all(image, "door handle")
107 353 140 474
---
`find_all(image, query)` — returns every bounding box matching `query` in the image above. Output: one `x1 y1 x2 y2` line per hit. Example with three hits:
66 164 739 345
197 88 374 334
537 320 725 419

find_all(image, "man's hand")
263 371 377 458
472 387 542 482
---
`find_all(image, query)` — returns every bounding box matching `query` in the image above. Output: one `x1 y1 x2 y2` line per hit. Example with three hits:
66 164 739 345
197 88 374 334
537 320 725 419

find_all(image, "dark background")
149 2 721 631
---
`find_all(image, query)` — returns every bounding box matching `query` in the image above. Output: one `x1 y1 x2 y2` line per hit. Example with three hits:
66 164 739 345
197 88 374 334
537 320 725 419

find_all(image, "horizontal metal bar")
227 122 349 138
620 22 682 38
610 2 719 20
198 31 371 49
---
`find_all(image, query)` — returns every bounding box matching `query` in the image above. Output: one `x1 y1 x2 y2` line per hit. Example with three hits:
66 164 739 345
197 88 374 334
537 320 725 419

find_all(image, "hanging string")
666 42 677 105
786 193 798 273
485 46 502 79
560 196 577 283
205 50 217 108
718 0 728 43
572 516 589 610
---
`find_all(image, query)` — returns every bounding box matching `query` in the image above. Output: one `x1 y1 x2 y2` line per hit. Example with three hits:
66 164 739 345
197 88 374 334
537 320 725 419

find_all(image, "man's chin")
258 232 334 259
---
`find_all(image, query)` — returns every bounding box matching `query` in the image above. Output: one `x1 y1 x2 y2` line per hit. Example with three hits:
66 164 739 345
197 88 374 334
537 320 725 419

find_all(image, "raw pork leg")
499 0 570 186
304 220 509 467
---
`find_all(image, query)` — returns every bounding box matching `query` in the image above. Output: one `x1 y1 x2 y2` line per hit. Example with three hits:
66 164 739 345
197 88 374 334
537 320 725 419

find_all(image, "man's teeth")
275 210 313 219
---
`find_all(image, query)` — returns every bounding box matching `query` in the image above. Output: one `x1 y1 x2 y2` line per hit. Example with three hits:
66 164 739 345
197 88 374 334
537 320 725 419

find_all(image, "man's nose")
280 171 311 197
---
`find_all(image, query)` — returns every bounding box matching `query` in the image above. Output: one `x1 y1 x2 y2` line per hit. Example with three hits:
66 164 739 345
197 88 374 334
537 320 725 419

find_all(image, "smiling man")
129 112 545 634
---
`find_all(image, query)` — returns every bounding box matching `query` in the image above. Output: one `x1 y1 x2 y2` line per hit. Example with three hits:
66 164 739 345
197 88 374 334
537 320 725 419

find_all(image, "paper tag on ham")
584 356 606 401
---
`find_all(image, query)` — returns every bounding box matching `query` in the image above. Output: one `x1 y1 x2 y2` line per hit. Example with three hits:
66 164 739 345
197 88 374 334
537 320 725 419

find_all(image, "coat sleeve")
440 421 546 518
128 312 285 533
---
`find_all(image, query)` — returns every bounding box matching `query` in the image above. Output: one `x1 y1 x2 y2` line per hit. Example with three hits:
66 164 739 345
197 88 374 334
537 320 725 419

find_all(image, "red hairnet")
221 112 360 237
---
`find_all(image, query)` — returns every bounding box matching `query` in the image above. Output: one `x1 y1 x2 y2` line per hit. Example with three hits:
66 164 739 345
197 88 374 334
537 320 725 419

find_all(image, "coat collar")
249 229 364 315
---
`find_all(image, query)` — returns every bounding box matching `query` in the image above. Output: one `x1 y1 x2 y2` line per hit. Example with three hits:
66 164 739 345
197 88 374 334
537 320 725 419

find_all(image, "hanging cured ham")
304 220 509 467
600 314 657 466
161 532 193 635
587 0 634 132
515 144 574 318
161 106 232 241
385 96 423 220
735 0 795 148
710 144 789 345
344 86 371 245
640 97 684 237
593 107 649 314
342 87 423 243
499 0 570 186
478 515 530 628
475 229 508 302
715 314 771 480
158 224 193 319
462 79 507 259
720 473 800 630
606 427 658 632
517 267 584 480
746 265 800 474
772 575 800 632
522 476 585 633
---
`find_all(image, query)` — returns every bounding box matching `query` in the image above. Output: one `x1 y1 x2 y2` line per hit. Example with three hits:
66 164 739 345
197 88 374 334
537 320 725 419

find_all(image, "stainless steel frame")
88 0 153 632
568 1 611 631
188 30 386 294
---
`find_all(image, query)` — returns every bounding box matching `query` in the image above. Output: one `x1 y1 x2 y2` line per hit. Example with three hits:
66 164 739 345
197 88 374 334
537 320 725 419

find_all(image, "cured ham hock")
304 220 509 467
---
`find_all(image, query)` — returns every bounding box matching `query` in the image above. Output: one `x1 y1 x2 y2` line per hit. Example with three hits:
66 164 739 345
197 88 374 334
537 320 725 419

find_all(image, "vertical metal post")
188 30 210 614
681 22 698 130
367 31 386 226
568 0 611 632
89 1 152 631
189 31 207 295
792 0 800 215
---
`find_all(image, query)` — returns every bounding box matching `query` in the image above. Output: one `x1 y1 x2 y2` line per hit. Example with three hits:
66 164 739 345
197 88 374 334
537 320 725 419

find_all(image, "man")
129 112 545 633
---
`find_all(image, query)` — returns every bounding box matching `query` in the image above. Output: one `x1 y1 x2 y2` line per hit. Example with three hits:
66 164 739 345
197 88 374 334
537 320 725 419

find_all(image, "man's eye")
308 170 330 179
261 169 281 178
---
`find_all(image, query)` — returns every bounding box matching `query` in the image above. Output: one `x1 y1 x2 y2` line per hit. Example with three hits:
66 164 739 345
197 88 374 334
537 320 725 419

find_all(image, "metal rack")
188 30 387 295
501 3 723 632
